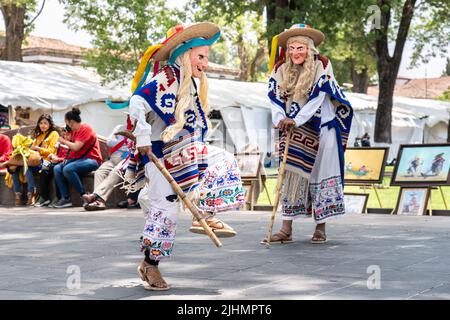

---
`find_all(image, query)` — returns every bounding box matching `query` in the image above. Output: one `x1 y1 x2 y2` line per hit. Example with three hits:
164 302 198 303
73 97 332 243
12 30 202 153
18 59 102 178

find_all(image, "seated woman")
35 131 72 207
52 108 103 208
11 114 59 206
0 129 13 165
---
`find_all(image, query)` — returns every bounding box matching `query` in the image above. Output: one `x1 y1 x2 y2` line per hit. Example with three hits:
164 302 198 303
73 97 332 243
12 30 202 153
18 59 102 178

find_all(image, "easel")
438 186 449 210
427 186 449 216
261 173 273 206
236 152 262 211
358 184 383 213
428 187 433 216
242 179 258 210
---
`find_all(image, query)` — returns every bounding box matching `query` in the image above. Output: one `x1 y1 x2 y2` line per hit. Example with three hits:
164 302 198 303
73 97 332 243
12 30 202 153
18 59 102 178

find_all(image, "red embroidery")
317 54 329 69
164 66 176 87
275 58 286 73
159 83 166 91
143 88 150 95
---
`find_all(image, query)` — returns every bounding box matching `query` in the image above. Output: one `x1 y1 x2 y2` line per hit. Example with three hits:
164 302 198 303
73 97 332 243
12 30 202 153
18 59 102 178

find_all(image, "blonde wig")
281 36 318 101
161 50 210 142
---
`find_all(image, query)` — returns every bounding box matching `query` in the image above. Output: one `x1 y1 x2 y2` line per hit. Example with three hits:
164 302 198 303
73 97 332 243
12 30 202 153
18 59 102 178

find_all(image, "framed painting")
344 147 389 184
391 143 450 186
395 187 430 216
344 193 369 214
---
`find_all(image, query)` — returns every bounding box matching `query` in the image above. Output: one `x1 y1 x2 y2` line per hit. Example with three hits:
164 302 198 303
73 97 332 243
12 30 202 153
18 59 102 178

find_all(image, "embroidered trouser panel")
139 162 180 261
281 127 345 223
198 146 245 213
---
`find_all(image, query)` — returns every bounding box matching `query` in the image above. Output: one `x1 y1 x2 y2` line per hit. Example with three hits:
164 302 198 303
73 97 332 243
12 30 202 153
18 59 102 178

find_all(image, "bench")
0 170 127 207
0 126 127 207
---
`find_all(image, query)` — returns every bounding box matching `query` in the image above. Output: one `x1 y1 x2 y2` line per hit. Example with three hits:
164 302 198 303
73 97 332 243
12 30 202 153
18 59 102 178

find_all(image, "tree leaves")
59 0 185 86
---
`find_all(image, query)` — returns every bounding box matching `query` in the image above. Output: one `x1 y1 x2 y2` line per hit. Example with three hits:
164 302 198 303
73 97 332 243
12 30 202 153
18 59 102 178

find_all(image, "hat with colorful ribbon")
269 23 324 72
131 22 220 93
106 22 220 110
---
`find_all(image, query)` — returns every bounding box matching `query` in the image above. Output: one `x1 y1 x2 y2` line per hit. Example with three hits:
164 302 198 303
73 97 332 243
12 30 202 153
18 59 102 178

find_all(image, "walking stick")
148 151 222 248
116 130 222 248
263 126 293 248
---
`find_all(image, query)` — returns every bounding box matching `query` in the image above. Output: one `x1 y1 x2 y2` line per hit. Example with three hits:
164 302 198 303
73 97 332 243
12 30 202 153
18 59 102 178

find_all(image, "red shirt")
57 144 70 159
68 124 103 165
0 134 12 162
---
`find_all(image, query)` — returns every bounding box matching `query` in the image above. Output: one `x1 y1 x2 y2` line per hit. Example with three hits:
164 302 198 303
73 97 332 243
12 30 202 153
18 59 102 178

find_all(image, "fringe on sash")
281 170 310 203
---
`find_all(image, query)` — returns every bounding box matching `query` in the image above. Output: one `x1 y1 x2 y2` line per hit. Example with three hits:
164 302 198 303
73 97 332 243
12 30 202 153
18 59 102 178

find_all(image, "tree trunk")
249 45 266 81
1 3 26 61
374 0 416 143
265 0 277 51
265 0 290 54
375 65 396 143
351 60 369 93
447 118 450 143
237 35 249 81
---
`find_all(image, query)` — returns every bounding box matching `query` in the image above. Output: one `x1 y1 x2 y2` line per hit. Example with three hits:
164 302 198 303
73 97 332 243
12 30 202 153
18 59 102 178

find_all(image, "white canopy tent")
208 78 272 155
347 93 450 160
1 60 449 161
0 60 129 136
0 61 274 153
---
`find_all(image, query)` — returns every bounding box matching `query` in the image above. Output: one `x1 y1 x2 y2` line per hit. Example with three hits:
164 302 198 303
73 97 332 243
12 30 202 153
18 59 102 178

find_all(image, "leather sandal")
137 260 170 291
311 229 327 244
189 218 237 238
260 229 294 245
84 199 106 211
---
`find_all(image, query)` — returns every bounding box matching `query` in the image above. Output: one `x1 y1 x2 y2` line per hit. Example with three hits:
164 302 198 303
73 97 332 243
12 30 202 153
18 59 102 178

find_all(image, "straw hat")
153 22 220 61
277 23 324 48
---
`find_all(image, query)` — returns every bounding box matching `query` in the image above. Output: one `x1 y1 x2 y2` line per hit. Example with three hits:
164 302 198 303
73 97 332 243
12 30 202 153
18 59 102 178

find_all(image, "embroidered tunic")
129 60 244 260
268 55 353 223
129 62 208 260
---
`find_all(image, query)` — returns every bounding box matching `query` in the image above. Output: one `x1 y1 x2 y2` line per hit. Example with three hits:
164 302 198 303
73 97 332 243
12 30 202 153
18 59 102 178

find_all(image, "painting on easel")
395 187 430 216
391 144 450 186
344 147 389 184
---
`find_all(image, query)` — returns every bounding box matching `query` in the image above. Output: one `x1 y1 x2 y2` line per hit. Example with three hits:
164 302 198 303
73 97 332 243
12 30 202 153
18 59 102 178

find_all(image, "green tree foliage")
187 0 267 81
1 0 44 61
369 0 450 142
60 0 184 86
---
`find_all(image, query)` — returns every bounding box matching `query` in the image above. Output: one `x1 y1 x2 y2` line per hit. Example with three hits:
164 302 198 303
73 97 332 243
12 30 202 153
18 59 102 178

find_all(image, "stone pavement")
0 206 450 300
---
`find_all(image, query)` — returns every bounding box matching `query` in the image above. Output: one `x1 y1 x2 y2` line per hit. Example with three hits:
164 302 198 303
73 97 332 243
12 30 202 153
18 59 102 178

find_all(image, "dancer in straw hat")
128 22 240 291
262 24 353 245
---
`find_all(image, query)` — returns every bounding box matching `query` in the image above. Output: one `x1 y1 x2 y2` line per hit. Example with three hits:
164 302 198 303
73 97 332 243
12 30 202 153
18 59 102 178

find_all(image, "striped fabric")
280 122 320 175
162 131 208 192
132 63 209 193
269 57 353 179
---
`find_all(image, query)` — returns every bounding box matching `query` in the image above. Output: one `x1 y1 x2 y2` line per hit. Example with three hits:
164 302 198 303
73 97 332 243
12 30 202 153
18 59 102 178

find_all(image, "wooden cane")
148 152 222 248
115 130 222 248
264 126 293 248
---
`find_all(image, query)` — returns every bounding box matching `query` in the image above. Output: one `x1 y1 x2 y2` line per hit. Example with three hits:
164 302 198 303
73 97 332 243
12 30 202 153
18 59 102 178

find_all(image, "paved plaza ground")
0 206 449 300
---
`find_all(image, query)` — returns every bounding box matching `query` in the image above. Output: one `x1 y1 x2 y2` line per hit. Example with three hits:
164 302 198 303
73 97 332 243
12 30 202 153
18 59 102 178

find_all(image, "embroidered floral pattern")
141 207 177 261
199 157 245 212
282 176 345 222
309 175 345 222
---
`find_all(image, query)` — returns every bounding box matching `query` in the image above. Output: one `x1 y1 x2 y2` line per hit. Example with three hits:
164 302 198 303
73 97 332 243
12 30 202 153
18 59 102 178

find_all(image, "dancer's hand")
278 118 296 131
